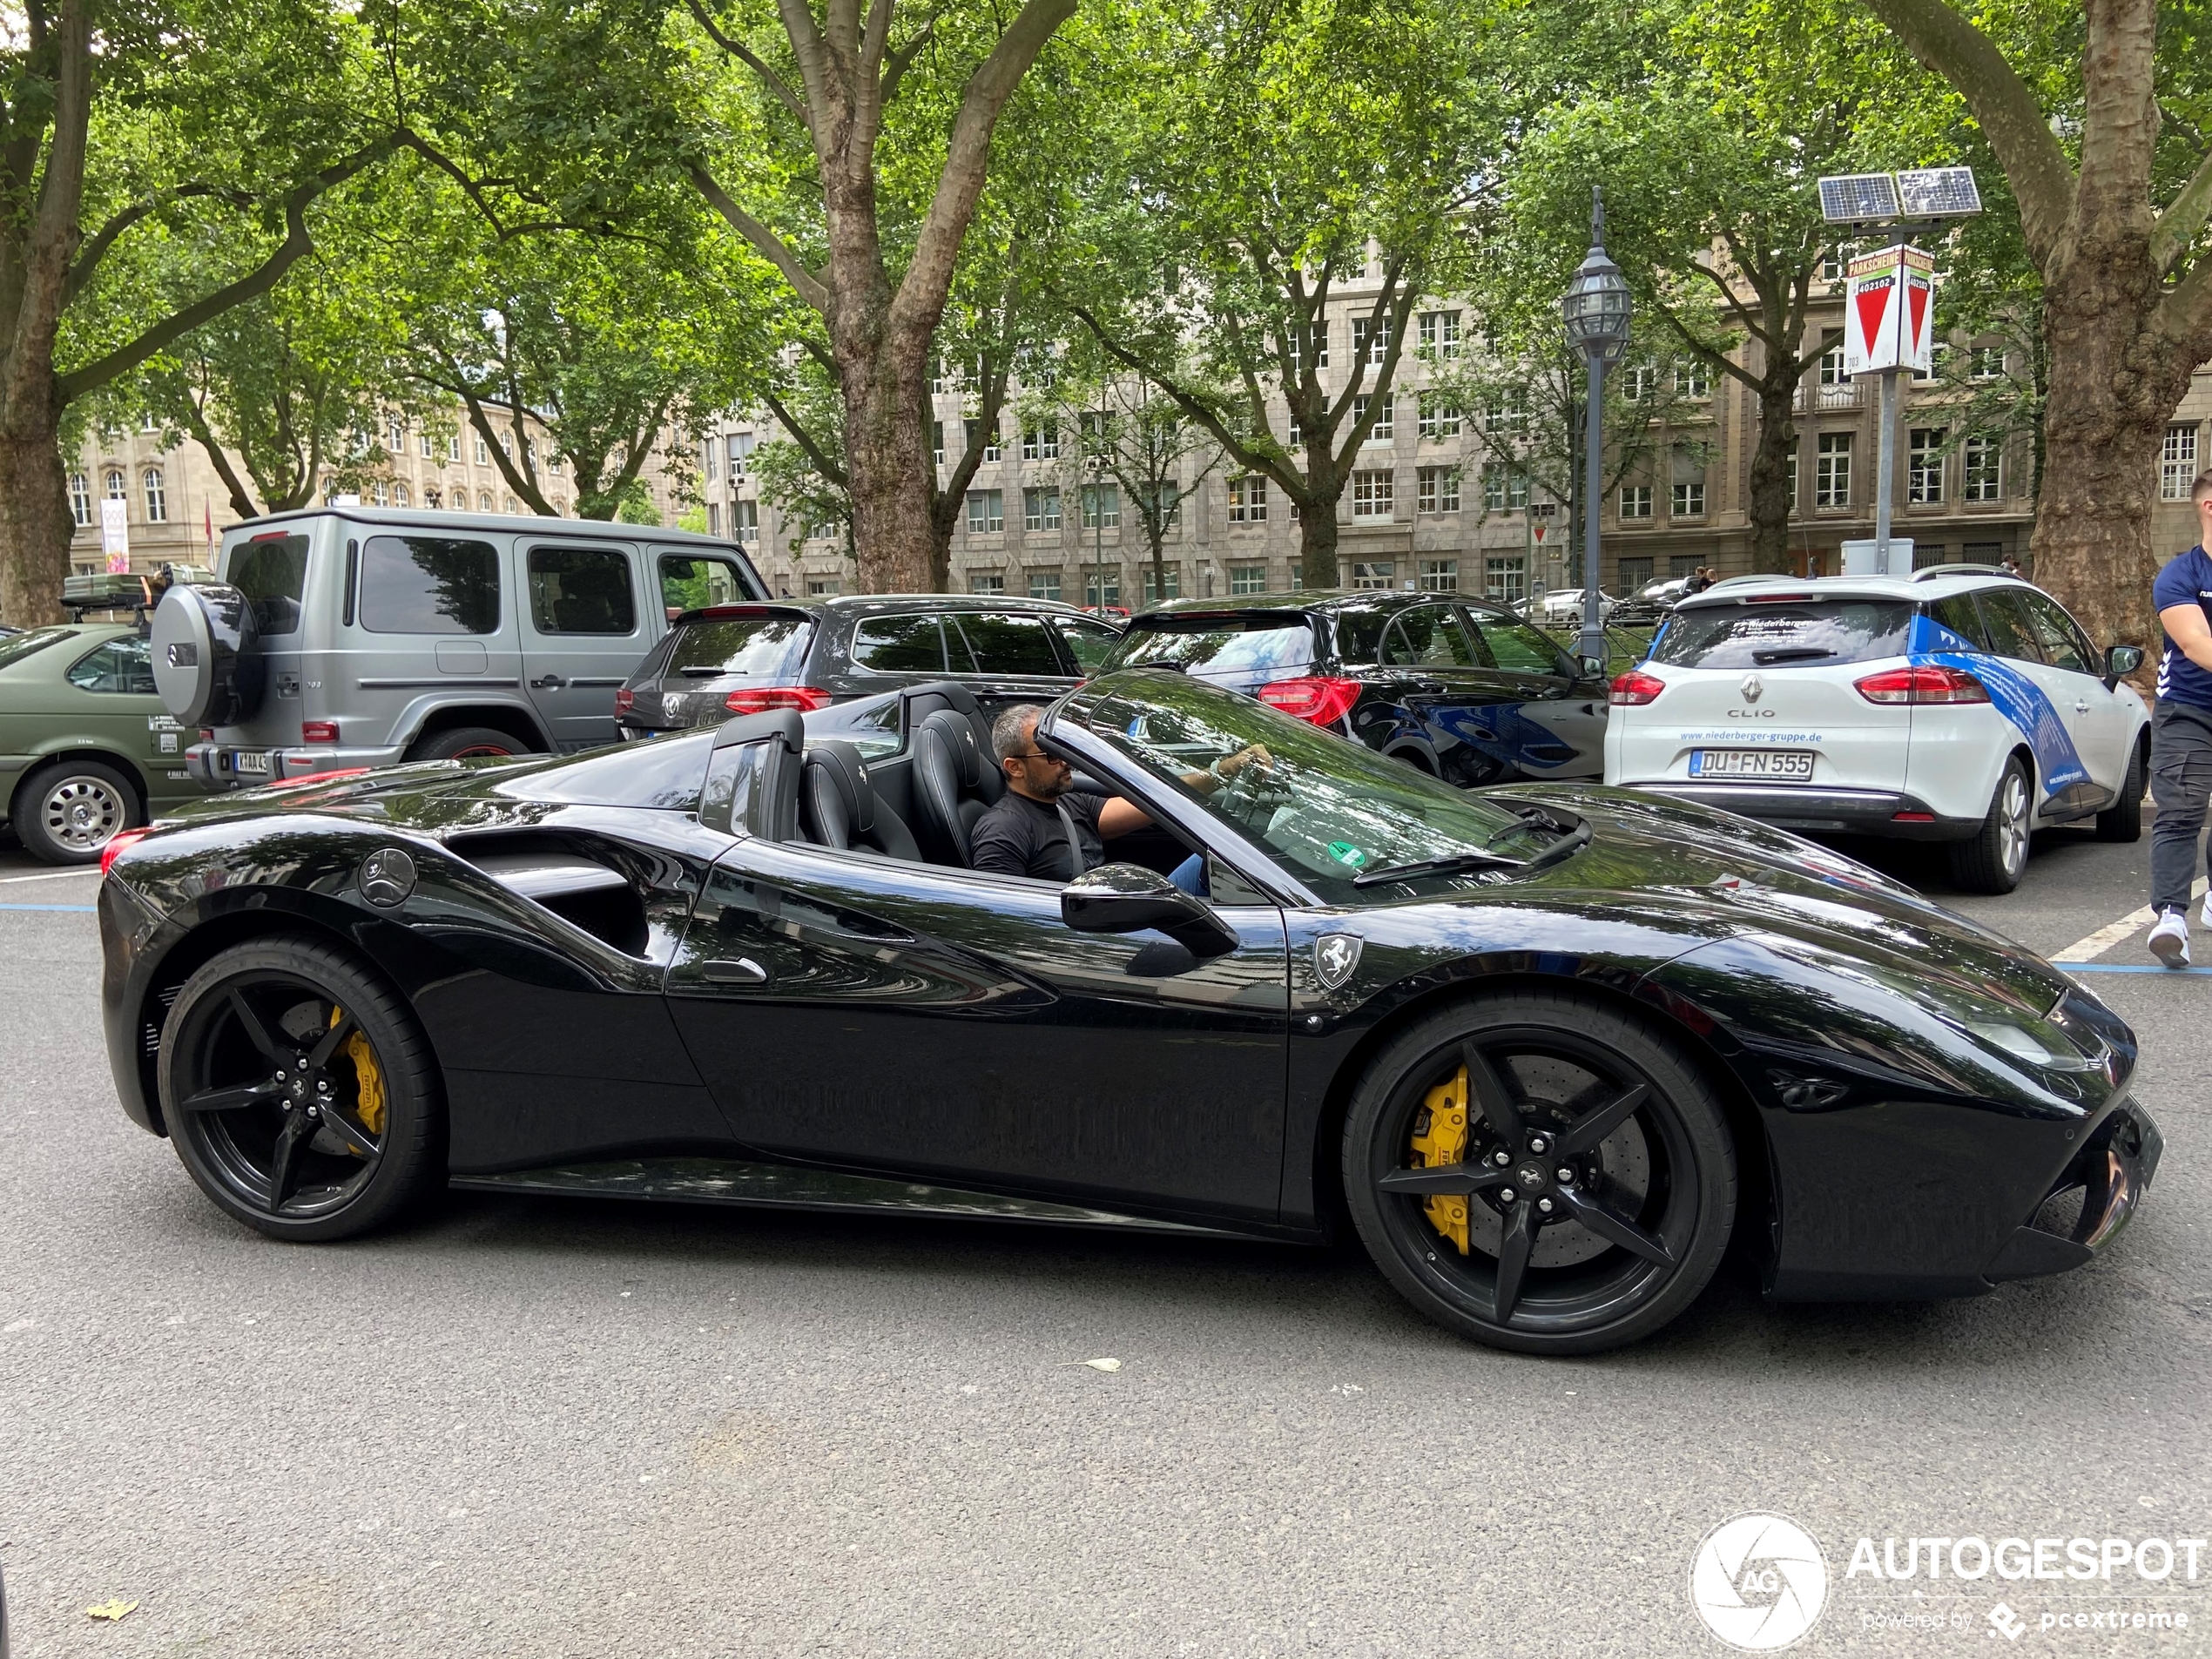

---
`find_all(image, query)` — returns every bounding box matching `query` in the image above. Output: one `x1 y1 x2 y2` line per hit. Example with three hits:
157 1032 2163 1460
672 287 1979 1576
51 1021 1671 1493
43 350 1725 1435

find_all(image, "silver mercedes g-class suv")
151 507 766 786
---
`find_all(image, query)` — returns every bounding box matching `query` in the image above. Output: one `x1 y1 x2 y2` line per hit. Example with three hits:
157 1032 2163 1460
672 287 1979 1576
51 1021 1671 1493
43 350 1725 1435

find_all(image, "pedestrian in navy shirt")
2146 466 2212 966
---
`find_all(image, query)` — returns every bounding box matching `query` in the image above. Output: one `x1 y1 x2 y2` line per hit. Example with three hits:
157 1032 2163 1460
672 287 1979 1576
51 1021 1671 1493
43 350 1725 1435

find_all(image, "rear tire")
12 758 141 864
2094 738 2146 843
405 725 528 762
1948 756 2032 894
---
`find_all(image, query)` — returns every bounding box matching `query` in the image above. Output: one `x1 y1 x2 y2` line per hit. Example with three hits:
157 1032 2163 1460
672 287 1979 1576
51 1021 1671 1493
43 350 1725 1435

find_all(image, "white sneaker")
2149 908 2191 968
2200 890 2212 931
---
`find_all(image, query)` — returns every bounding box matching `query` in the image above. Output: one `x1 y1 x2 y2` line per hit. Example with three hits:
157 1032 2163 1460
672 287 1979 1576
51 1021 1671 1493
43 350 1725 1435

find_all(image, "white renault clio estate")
1604 570 2149 894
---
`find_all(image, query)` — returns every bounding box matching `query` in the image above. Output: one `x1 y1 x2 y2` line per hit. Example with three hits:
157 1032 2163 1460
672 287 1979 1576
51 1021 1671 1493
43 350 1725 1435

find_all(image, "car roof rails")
1912 563 2016 581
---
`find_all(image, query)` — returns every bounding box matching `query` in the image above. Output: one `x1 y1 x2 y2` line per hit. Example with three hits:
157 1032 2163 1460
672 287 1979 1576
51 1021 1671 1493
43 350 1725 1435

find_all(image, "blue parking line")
0 902 96 913
2062 962 2212 976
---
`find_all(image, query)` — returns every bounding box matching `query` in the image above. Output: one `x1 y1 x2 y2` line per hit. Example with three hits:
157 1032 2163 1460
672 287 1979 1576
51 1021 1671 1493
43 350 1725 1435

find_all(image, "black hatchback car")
615 593 1122 738
1096 590 1614 786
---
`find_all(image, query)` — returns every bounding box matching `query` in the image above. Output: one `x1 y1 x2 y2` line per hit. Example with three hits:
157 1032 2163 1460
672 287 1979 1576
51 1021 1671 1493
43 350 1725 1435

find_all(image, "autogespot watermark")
1688 1517 2205 1649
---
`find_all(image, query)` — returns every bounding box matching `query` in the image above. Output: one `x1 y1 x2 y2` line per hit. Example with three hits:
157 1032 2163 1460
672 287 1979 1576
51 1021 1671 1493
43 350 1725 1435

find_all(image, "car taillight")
1854 665 1990 705
723 685 832 714
101 826 152 876
301 720 339 743
1609 671 1666 706
1256 676 1362 726
613 688 635 717
266 767 372 792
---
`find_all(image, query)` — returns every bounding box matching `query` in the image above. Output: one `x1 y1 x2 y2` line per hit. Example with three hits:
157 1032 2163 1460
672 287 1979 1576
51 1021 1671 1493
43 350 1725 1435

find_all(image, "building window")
1485 555 1527 604
1028 570 1062 601
1909 428 1946 504
1670 481 1705 518
1622 362 1657 400
1963 436 2003 502
734 501 758 543
1023 486 1061 531
1618 556 1654 588
1417 395 1461 441
1022 423 1058 462
1418 557 1459 592
705 502 720 536
474 435 490 465
970 571 1006 595
966 489 1005 534
1352 395 1392 442
1815 433 1852 507
1228 475 1268 523
479 490 495 511
1669 555 1701 577
963 418 997 462
806 577 841 596
394 482 410 508
1142 565 1179 604
1785 438 1798 502
1484 388 1528 434
421 432 435 458
370 481 388 507
68 473 90 527
448 434 462 462
142 468 166 523
1351 314 1392 366
1351 470 1394 521
1618 484 1654 520
1084 570 1121 607
1417 466 1460 514
1230 563 1268 594
1348 560 1394 590
1674 361 1710 398
1480 463 1529 511
105 468 126 501
1969 346 2006 381
2161 425 2202 500
1818 347 1847 387
1289 322 1328 379
728 433 755 475
1081 484 1119 529
387 418 404 452
1417 310 1460 360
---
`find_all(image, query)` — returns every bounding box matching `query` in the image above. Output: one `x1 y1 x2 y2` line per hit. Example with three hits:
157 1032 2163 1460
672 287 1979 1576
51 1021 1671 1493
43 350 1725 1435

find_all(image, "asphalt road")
1 820 2207 1658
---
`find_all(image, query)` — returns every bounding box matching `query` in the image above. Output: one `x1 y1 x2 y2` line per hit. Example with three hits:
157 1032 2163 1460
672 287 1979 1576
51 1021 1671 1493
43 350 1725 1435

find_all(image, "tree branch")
64 184 249 305
686 0 808 126
2153 145 2212 274
685 161 829 314
762 387 848 487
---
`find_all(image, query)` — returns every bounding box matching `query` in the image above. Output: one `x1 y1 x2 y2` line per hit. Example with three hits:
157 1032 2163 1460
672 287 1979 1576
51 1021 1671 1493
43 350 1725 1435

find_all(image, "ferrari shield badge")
1313 933 1363 989
359 847 417 908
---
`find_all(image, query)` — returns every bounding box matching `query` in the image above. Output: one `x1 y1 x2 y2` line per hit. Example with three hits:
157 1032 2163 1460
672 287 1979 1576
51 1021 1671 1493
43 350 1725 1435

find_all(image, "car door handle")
703 957 768 984
2074 701 2090 713
531 674 566 690
1412 679 1446 694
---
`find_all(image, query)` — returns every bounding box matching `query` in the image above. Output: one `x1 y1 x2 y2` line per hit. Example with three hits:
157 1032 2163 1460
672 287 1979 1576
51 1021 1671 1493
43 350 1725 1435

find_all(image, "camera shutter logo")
1689 1512 1829 1651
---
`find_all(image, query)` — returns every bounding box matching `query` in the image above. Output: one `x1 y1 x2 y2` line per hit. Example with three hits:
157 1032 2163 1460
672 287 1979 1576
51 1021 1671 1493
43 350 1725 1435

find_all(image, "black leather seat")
910 708 1005 866
799 741 921 861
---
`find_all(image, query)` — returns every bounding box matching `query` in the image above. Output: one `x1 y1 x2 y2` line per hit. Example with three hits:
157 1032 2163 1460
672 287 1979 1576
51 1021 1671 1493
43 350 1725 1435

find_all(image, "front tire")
1343 991 1736 1356
12 758 140 864
1948 756 2032 894
158 937 443 1241
2095 738 2146 843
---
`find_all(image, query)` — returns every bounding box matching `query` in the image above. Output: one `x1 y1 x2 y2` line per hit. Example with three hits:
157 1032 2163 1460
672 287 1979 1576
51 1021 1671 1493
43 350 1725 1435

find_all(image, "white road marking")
0 867 99 884
2050 876 2209 962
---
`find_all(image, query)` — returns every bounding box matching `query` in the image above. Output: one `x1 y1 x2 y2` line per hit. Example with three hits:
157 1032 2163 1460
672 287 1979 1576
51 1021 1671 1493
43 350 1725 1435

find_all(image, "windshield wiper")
1352 849 1524 887
1519 817 1593 873
1752 646 1834 664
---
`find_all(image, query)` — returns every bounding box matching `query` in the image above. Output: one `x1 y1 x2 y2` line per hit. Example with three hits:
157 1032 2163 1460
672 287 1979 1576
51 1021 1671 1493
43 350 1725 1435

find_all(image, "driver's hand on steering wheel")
1216 743 1273 781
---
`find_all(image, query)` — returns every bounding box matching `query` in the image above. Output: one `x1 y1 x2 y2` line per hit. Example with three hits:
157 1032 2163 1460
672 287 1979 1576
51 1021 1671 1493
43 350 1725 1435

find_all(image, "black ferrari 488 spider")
98 670 2159 1354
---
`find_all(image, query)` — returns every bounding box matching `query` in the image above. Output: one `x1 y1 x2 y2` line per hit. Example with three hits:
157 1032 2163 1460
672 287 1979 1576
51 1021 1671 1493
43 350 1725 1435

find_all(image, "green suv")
0 623 204 863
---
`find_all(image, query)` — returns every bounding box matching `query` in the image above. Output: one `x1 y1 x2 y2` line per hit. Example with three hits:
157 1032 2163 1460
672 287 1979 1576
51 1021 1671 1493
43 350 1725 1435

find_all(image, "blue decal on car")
1906 615 2088 799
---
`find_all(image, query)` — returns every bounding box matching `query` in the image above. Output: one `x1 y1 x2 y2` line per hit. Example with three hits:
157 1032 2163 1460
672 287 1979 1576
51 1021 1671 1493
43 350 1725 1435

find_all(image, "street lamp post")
1561 187 1634 672
1088 452 1105 612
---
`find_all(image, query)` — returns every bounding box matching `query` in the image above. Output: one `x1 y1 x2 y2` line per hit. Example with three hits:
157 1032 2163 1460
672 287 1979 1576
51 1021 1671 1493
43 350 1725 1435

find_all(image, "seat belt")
1055 800 1089 880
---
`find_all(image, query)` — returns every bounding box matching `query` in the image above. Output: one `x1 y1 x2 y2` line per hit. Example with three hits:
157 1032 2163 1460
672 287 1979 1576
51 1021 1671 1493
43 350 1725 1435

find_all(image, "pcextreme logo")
1689 1512 1831 1651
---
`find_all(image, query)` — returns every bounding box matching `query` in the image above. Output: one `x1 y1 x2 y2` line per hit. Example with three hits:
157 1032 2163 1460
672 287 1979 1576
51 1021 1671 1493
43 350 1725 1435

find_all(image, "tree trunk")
1746 379 1798 574
2030 252 2195 652
1298 502 1342 589
0 391 73 628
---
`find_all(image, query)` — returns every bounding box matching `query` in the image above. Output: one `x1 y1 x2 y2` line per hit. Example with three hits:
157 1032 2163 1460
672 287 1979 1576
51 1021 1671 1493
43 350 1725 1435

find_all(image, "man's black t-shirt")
968 789 1105 880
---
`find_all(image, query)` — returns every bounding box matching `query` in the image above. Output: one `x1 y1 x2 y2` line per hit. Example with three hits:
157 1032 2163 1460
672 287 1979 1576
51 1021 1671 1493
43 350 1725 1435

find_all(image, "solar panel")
1817 173 1901 224
1896 166 1982 218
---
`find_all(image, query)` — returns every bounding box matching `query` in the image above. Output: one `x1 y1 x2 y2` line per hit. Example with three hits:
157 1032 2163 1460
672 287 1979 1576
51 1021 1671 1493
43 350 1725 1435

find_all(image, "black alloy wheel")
1344 991 1735 1355
158 937 442 1241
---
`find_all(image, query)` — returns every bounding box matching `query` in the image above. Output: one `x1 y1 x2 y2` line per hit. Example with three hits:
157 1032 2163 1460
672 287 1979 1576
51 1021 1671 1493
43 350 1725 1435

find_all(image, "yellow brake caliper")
1410 1066 1471 1254
328 1007 387 1137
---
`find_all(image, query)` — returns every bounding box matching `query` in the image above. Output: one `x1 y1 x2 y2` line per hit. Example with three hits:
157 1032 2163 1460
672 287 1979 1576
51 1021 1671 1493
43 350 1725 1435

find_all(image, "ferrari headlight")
1960 1016 2101 1074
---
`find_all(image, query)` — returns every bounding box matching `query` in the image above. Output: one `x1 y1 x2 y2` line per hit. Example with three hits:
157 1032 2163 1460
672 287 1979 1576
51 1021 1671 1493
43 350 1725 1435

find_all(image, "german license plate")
1689 748 1814 780
232 750 271 776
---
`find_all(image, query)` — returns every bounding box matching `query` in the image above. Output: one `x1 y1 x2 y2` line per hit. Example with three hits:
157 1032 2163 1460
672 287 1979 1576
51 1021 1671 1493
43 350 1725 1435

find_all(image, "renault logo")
1739 673 1764 704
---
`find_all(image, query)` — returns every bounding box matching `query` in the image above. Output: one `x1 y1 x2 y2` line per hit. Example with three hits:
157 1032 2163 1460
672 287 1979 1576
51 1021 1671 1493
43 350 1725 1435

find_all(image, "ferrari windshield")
1066 670 1564 902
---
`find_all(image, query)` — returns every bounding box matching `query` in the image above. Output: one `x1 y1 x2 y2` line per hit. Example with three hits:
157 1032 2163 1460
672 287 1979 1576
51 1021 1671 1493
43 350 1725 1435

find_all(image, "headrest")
919 708 983 789
803 740 873 833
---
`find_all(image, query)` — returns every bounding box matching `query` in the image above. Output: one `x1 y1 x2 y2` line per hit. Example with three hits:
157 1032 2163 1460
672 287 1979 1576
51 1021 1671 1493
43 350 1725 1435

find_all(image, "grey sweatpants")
2149 699 2212 911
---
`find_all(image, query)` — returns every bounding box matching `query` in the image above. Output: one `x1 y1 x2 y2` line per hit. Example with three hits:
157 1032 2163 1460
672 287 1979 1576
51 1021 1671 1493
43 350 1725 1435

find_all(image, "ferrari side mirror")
1062 861 1237 958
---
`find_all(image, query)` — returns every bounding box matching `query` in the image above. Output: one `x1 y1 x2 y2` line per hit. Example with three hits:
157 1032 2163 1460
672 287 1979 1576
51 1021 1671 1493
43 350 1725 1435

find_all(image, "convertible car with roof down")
97 671 2157 1354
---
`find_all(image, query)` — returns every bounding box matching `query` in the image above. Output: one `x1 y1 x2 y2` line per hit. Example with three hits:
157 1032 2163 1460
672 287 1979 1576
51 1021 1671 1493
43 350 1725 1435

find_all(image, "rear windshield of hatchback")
1111 615 1317 685
1651 599 1913 670
664 616 813 680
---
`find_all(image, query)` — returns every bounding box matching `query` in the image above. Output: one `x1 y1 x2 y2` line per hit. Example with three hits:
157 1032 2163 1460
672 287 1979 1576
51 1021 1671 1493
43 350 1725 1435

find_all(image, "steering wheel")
1214 754 1291 826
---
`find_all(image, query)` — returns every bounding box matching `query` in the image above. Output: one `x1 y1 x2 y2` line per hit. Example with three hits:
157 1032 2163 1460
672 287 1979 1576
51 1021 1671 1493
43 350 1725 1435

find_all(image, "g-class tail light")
1854 665 1990 705
724 685 832 714
1608 671 1666 706
301 720 339 743
1256 676 1362 726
